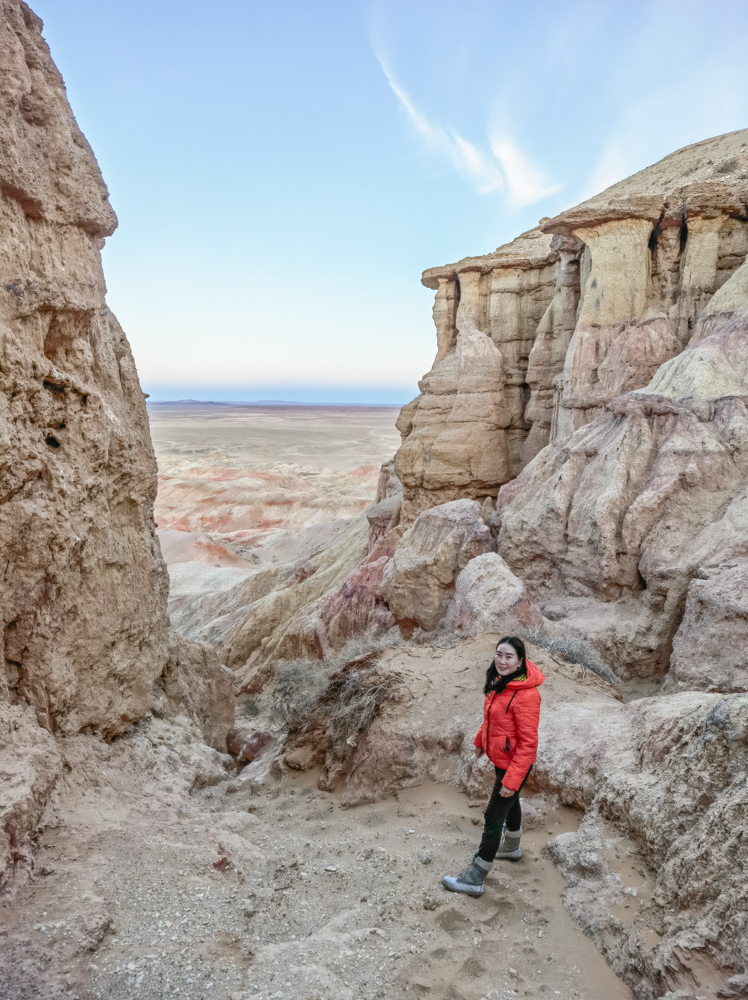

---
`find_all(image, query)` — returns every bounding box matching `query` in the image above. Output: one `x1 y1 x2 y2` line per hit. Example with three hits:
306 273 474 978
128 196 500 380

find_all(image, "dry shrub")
518 625 622 690
274 659 330 728
324 657 392 761
271 632 405 788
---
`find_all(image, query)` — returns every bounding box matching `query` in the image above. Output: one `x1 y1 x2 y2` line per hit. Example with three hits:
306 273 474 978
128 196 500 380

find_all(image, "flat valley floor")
147 402 403 471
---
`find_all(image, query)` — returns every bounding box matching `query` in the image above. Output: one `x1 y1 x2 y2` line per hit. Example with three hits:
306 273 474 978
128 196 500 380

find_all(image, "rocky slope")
0 0 231 898
191 128 748 1000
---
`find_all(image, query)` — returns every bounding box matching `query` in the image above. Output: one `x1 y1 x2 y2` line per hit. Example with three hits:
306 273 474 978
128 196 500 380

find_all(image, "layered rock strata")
546 129 748 438
397 130 748 524
498 255 748 681
396 228 578 522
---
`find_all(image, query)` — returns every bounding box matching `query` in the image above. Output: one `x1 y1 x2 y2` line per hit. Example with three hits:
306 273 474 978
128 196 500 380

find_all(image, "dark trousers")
477 765 532 863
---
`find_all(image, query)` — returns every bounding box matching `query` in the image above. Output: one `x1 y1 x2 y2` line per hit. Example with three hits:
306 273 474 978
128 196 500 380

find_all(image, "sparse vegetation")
715 157 738 174
270 631 407 781
517 625 622 690
274 659 331 728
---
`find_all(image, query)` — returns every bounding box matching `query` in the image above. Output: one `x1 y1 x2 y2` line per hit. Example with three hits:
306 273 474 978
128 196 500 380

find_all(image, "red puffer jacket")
473 660 544 791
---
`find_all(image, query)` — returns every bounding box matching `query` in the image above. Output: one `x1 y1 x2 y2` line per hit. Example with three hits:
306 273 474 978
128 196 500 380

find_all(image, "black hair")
484 636 527 695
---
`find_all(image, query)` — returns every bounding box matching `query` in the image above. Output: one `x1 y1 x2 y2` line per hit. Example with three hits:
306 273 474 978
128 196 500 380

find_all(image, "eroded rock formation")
2 13 746 992
0 0 168 737
0 0 232 890
395 228 577 522
498 238 748 682
214 128 748 997
397 129 748 528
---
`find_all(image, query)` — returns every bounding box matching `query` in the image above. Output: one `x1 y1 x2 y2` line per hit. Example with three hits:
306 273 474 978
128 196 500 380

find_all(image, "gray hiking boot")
495 826 522 861
442 854 492 896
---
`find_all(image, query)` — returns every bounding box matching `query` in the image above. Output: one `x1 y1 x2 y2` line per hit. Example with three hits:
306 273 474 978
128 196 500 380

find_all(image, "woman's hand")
499 784 514 797
474 747 484 758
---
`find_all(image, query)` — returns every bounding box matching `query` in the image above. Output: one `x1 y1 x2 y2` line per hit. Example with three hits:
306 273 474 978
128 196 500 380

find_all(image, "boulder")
226 722 274 766
668 559 748 693
380 499 493 632
445 552 543 635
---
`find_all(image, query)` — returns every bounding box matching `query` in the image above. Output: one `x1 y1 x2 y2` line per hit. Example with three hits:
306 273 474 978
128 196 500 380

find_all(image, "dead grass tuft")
271 631 406 784
517 625 622 689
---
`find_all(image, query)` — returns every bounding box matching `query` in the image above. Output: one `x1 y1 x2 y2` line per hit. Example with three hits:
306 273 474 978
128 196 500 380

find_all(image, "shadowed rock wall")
0 0 170 737
0 1 235 893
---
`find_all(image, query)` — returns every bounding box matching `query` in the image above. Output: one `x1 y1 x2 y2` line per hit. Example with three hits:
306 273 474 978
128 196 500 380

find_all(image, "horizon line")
145 398 405 407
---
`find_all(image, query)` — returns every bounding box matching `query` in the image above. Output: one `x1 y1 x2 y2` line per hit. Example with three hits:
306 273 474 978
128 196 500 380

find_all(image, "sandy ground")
0 637 634 1000
0 726 631 1000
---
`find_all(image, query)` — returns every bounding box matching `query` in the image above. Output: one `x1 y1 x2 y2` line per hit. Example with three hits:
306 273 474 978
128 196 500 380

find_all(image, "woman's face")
494 642 521 676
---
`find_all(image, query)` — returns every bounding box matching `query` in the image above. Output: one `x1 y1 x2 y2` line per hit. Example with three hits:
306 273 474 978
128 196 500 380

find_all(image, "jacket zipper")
487 689 518 754
505 690 517 752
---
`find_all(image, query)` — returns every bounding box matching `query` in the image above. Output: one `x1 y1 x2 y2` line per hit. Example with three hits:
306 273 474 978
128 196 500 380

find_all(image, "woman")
443 635 544 896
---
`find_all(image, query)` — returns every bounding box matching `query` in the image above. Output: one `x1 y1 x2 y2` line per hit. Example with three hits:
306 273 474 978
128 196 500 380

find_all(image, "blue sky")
33 0 748 404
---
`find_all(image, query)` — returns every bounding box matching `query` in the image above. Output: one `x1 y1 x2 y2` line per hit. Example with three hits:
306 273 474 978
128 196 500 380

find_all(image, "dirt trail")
0 719 631 1000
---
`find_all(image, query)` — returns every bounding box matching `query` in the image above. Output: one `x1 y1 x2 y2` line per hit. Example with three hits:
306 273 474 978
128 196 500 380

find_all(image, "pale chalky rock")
397 130 748 526
396 228 572 522
535 686 748 997
668 559 748 693
544 130 748 438
380 499 493 632
445 552 543 636
498 255 748 680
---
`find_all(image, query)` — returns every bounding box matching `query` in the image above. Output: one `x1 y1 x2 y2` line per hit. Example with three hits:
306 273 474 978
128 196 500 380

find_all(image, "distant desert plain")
148 401 403 635
148 401 403 472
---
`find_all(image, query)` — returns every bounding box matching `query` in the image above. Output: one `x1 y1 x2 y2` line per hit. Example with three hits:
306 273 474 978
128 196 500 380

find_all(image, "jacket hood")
505 660 545 690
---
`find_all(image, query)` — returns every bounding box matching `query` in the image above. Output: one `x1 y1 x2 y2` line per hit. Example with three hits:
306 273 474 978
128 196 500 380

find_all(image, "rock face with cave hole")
0 0 169 739
0 0 237 895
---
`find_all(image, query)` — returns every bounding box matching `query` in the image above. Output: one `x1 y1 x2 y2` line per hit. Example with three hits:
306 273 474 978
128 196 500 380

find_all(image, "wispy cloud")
375 48 560 208
375 50 504 195
489 135 562 209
